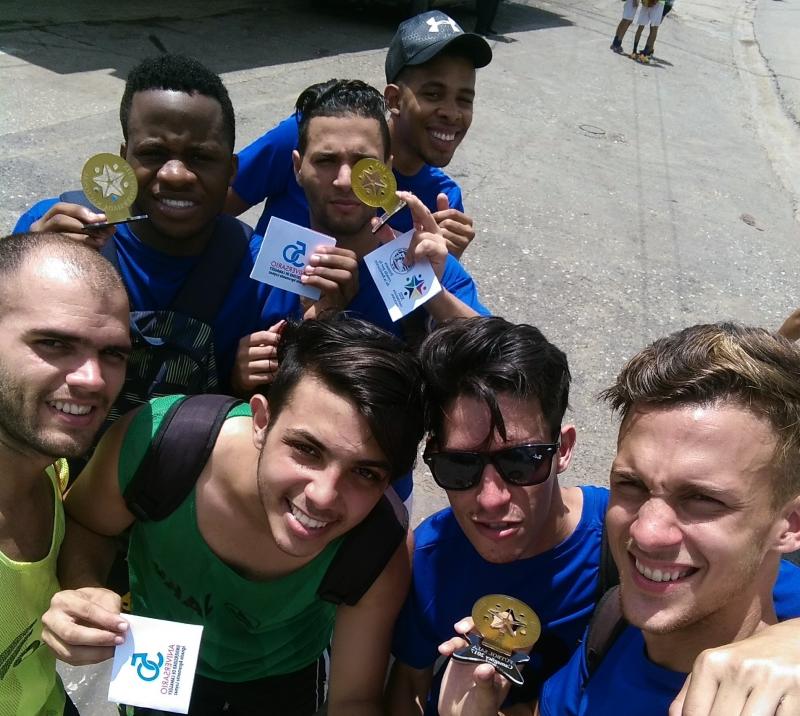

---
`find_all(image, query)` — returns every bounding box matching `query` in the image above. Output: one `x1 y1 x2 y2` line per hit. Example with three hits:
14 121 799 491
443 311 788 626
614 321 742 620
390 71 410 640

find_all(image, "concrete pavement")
1 0 799 712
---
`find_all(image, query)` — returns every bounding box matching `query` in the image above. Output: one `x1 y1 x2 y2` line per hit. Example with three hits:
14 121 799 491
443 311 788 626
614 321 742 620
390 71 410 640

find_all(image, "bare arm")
669 618 800 715
224 186 252 217
385 661 434 716
42 411 140 666
327 530 414 716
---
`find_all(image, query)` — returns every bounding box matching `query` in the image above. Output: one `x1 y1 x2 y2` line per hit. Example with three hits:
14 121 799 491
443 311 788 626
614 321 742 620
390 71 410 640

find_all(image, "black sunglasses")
423 441 560 491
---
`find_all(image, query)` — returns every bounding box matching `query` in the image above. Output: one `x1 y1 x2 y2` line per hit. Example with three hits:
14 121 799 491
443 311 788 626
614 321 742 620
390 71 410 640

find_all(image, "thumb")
436 192 450 212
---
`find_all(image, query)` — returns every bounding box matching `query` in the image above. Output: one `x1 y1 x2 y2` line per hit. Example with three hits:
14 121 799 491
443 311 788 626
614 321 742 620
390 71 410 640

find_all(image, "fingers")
438 617 476 657
436 192 451 213
41 588 126 666
30 202 112 244
301 246 359 304
371 216 399 245
431 207 475 259
397 191 439 235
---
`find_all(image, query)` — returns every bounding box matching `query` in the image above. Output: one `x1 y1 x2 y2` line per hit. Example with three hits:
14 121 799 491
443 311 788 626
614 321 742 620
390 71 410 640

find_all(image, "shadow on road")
0 0 571 78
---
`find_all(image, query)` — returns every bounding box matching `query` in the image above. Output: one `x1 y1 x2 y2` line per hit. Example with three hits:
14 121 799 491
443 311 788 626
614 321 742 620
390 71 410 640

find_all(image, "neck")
131 211 216 257
523 484 583 558
0 441 56 504
644 578 778 672
310 220 381 259
388 121 424 176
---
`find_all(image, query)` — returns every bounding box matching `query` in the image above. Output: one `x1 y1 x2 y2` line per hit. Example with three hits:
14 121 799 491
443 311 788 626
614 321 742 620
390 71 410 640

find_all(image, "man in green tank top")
41 317 425 715
0 232 130 715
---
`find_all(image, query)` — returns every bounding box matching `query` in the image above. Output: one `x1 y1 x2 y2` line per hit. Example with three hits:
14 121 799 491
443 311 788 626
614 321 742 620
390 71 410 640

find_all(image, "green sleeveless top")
0 461 67 716
120 396 342 682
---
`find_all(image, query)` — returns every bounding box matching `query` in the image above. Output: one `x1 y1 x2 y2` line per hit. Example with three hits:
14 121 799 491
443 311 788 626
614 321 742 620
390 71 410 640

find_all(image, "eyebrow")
284 428 392 470
27 329 132 355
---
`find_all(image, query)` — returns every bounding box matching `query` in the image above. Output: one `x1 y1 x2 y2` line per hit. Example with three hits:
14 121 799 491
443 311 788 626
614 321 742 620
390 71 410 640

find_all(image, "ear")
227 153 238 187
773 496 800 555
250 394 271 450
384 84 402 115
556 424 577 475
292 149 302 185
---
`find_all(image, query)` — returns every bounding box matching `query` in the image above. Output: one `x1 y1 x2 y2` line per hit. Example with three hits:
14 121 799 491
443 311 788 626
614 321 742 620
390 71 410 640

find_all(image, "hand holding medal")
351 158 406 234
80 153 147 232
451 594 541 686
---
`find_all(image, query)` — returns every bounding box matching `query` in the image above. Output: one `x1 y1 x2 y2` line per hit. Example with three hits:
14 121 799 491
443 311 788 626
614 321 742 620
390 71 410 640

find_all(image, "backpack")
59 190 250 430
124 393 408 606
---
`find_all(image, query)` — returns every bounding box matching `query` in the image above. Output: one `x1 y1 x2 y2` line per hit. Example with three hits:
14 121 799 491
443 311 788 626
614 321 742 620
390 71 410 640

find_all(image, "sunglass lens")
430 452 482 490
495 446 552 486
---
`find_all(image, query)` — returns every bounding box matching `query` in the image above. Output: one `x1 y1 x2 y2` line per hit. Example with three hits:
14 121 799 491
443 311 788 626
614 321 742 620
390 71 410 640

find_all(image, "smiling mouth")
429 129 457 143
157 197 198 209
634 557 696 583
289 501 332 531
48 401 93 416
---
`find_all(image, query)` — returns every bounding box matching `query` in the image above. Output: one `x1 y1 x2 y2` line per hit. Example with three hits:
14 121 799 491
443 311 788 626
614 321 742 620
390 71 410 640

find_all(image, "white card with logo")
250 217 337 300
364 230 442 322
107 614 203 714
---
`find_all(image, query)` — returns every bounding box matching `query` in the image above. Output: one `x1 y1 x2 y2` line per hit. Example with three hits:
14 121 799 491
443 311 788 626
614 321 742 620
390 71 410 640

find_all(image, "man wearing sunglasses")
386 316 596 714
387 317 800 716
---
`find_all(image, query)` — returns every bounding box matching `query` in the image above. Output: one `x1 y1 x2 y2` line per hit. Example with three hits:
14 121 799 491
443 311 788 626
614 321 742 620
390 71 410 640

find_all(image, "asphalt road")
1 0 798 712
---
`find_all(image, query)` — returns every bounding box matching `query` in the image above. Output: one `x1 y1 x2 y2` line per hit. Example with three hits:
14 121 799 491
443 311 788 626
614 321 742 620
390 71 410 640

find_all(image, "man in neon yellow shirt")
0 232 130 715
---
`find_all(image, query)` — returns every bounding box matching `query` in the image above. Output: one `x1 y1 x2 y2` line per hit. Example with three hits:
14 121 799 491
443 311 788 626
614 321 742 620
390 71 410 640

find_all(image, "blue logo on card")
131 651 165 682
282 241 307 267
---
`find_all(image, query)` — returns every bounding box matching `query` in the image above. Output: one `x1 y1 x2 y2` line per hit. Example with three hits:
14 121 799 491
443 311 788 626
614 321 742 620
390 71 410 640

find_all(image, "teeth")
431 130 456 142
51 401 91 416
635 559 692 583
160 198 196 208
290 503 329 530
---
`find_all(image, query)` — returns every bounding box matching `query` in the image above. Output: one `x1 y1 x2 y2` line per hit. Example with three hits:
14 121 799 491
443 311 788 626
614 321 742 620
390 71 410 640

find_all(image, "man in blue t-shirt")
225 10 492 259
14 55 272 418
387 317 601 715
433 322 800 716
233 80 489 397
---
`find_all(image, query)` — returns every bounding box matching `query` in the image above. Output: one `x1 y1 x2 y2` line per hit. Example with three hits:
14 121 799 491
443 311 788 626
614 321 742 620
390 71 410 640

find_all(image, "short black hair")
267 315 425 481
420 317 570 445
295 79 390 158
120 54 235 149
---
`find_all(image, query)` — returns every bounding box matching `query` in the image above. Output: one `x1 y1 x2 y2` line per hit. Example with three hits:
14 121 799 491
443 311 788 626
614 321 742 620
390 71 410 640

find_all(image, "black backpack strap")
317 487 408 606
124 394 242 521
597 522 620 598
169 215 251 323
584 585 627 680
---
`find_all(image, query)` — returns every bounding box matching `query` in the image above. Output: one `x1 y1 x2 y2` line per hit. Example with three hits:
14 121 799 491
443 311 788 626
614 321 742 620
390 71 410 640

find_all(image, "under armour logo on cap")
385 10 492 83
426 15 461 34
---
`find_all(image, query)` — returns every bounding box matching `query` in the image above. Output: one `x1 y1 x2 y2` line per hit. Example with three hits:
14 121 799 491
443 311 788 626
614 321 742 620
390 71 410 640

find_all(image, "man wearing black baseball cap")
226 11 492 259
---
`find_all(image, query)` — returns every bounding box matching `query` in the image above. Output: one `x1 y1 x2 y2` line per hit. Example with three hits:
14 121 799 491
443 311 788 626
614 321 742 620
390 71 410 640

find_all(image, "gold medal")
351 158 406 233
452 594 541 686
472 595 541 654
80 153 139 222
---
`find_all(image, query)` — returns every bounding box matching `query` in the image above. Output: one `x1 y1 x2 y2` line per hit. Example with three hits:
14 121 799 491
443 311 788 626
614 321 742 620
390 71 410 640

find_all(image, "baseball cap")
385 11 493 84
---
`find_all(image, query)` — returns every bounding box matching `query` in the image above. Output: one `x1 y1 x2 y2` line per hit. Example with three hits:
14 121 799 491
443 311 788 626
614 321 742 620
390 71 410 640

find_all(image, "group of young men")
2 7 800 716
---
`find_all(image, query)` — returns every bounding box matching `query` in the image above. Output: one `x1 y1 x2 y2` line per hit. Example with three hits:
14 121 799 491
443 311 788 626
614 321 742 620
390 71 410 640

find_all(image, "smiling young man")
40 317 425 715
237 80 488 393
391 318 800 716
432 322 800 716
0 232 130 715
225 11 491 258
14 55 273 420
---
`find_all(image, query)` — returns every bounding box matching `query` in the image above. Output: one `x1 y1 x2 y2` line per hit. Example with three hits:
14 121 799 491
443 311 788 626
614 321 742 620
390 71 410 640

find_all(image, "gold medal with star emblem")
351 158 407 233
80 153 138 222
472 595 541 654
452 594 541 686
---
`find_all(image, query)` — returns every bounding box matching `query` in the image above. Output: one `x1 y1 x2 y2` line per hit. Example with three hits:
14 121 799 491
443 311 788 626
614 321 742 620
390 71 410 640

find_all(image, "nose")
66 355 105 392
436 96 461 123
629 498 682 552
157 158 195 186
304 469 343 513
475 465 512 512
332 163 352 190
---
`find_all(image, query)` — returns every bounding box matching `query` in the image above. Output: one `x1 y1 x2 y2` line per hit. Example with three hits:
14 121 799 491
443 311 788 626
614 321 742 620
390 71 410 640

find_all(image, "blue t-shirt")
539 559 800 715
233 114 465 236
14 204 272 390
260 253 489 342
392 486 609 713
